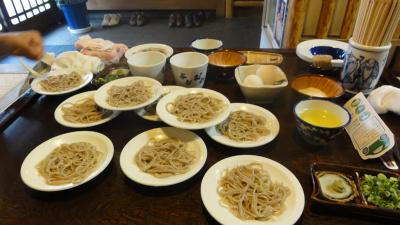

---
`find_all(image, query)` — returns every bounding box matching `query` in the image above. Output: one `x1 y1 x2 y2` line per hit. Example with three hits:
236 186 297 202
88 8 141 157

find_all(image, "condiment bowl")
235 65 288 104
294 99 351 145
291 74 344 100
191 38 223 54
208 50 246 79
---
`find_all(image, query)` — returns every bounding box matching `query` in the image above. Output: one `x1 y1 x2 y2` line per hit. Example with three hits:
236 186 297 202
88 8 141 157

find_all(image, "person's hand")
0 30 44 60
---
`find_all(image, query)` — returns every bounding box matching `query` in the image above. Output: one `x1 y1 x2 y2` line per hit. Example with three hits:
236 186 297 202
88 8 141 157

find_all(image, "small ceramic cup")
191 38 223 54
294 99 351 145
170 52 209 88
340 38 391 95
127 51 166 82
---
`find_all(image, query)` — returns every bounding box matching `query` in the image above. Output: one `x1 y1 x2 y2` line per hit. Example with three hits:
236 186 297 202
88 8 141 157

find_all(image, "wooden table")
0 49 398 225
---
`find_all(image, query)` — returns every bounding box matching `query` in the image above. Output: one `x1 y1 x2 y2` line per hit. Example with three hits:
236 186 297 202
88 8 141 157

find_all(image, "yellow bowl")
291 74 344 99
208 50 246 79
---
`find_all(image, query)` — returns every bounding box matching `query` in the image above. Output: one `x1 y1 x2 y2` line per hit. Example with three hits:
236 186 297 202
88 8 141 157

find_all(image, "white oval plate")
205 103 280 148
94 76 163 111
20 131 114 192
125 43 174 59
54 91 120 128
120 127 207 186
135 85 185 121
296 39 348 67
31 68 93 95
201 155 305 225
156 88 231 130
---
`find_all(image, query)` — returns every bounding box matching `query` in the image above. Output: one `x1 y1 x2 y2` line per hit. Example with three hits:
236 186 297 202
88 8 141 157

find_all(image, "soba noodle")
107 80 152 107
217 111 269 142
167 93 226 123
61 97 112 123
39 72 83 92
218 163 290 221
36 142 103 185
135 138 194 178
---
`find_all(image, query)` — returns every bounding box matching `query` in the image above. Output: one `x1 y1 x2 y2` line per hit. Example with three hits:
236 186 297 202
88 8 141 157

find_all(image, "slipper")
101 14 111 27
108 14 121 27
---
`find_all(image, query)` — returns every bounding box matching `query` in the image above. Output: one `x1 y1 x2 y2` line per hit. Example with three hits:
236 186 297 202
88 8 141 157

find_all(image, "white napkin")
368 85 400 115
51 51 104 74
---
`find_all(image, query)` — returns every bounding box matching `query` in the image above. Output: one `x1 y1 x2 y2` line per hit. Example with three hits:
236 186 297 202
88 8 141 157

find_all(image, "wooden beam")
316 0 336 38
394 22 400 39
340 0 360 39
226 0 233 18
282 0 307 48
233 1 263 7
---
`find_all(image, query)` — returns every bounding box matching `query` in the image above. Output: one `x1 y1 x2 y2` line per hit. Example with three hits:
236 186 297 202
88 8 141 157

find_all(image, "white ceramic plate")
54 91 120 128
31 68 93 95
135 86 185 121
156 88 231 130
205 103 280 148
201 155 305 225
20 131 114 192
296 39 348 67
125 43 174 59
119 127 207 186
94 76 163 111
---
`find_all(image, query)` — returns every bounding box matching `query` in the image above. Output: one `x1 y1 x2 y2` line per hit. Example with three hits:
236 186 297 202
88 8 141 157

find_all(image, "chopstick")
17 57 41 78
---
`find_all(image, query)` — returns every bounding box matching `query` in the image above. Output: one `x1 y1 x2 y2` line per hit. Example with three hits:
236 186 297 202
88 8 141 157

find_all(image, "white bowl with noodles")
31 68 93 95
94 76 163 111
54 91 120 128
119 127 207 186
156 88 231 130
205 103 279 148
20 131 114 192
201 155 305 225
135 85 185 121
125 43 174 59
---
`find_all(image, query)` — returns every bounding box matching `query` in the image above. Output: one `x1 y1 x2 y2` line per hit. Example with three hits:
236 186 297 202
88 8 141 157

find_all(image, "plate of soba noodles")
20 131 114 192
201 155 305 225
156 88 231 130
119 127 207 186
31 68 93 95
94 76 163 111
135 85 185 122
205 103 280 148
54 91 120 128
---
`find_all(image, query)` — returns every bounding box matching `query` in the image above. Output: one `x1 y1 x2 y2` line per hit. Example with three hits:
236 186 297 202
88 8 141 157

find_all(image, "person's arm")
0 30 44 60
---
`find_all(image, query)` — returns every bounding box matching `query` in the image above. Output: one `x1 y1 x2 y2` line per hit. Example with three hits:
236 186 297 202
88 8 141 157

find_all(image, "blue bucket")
60 0 90 30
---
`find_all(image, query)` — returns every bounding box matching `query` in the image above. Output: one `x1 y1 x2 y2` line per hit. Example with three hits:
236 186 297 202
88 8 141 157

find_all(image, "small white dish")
205 103 279 148
127 51 166 82
94 76 162 111
201 155 305 225
235 65 288 104
191 38 223 52
31 68 93 95
156 88 231 130
20 131 114 192
135 85 185 121
54 91 120 128
296 39 348 67
119 127 207 186
125 43 174 59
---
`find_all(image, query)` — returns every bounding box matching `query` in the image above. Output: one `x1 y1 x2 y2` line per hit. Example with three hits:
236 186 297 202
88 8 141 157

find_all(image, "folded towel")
75 35 128 63
51 51 104 74
368 85 400 115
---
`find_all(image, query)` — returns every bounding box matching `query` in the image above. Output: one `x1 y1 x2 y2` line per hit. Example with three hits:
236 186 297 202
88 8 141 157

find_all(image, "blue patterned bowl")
294 99 351 145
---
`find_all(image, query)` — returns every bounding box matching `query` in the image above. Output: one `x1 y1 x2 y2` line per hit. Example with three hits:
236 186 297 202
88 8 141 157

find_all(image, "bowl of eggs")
235 65 288 104
294 99 351 145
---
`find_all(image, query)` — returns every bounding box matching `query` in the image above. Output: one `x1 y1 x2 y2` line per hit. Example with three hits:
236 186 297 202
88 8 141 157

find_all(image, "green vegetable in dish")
361 173 400 209
93 75 119 86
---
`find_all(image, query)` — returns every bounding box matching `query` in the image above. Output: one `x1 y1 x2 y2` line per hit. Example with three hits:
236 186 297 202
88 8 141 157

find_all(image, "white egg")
256 65 285 85
243 75 264 86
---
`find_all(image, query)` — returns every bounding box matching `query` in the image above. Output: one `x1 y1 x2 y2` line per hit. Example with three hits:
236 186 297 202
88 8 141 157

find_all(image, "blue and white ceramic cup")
341 38 391 95
170 52 209 88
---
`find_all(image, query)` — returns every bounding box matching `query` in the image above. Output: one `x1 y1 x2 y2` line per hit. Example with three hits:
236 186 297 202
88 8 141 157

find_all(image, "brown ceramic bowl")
208 50 247 79
291 74 344 100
